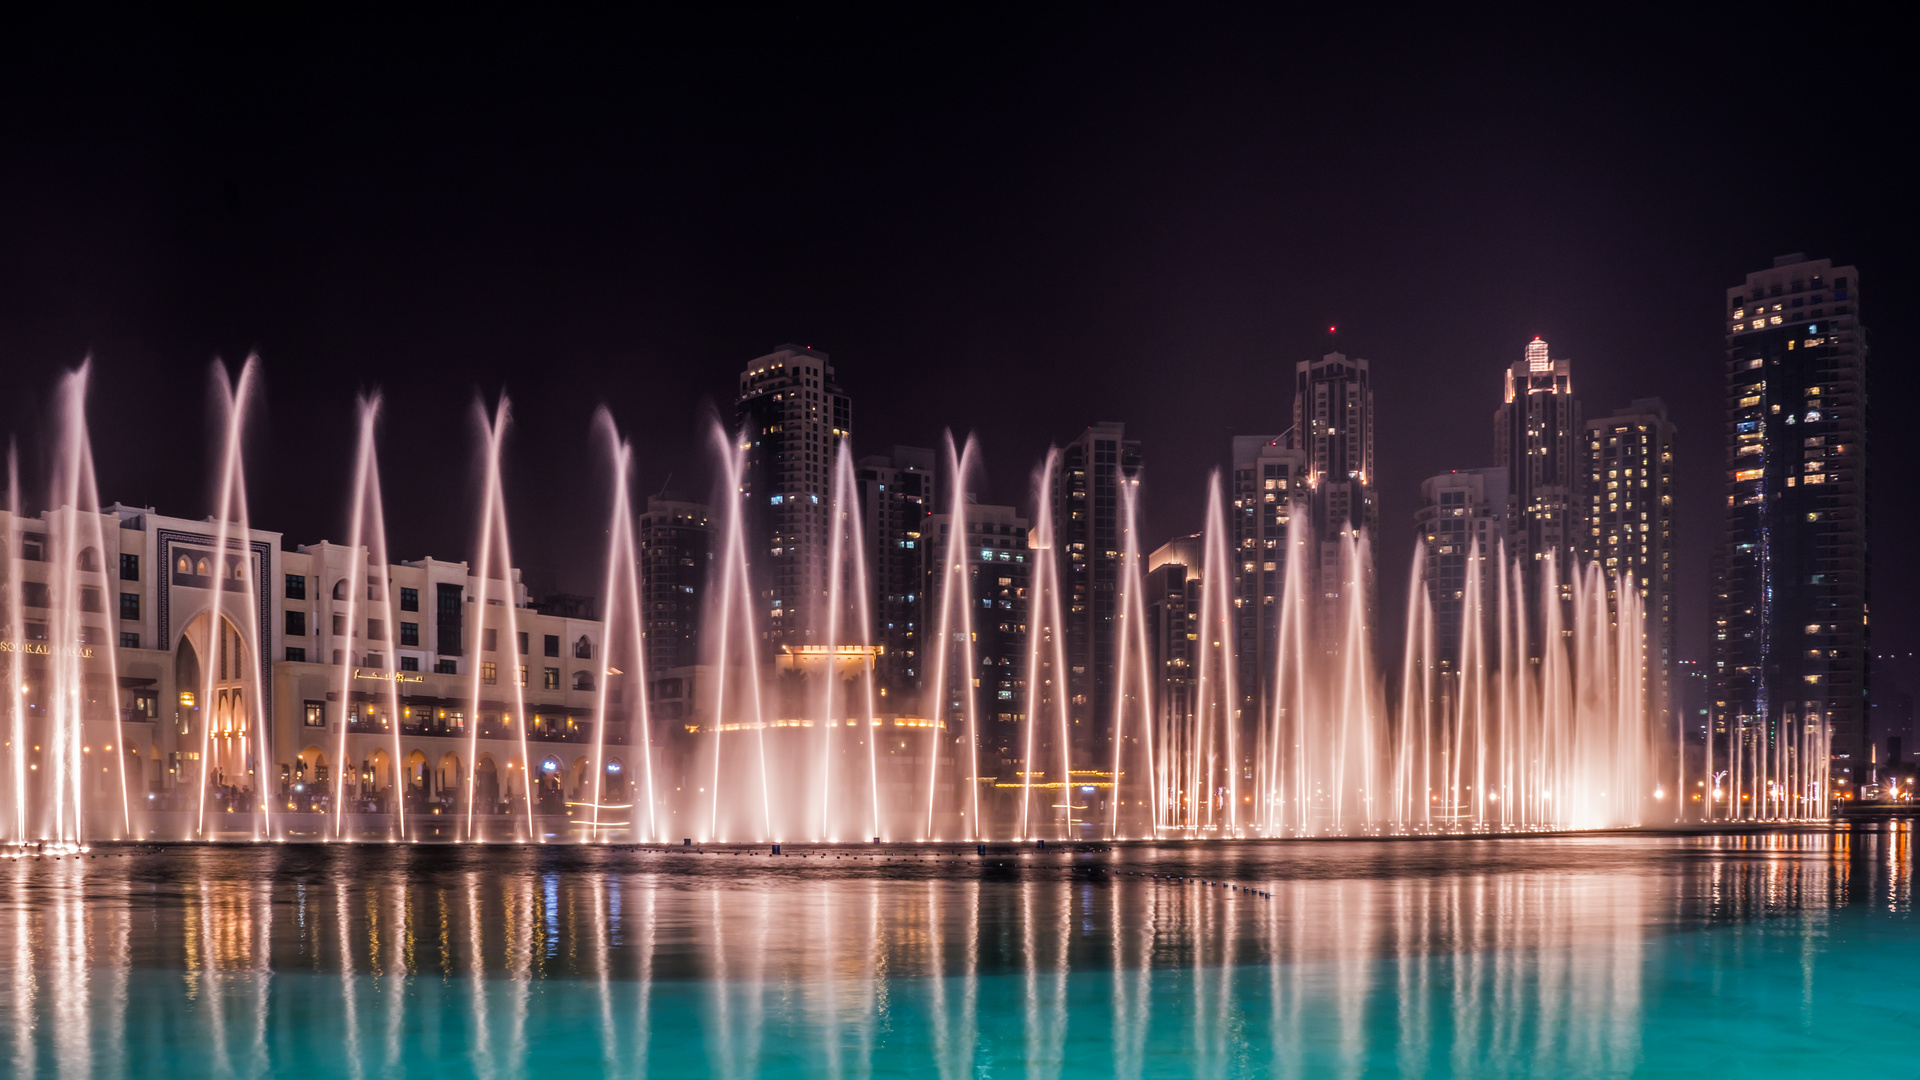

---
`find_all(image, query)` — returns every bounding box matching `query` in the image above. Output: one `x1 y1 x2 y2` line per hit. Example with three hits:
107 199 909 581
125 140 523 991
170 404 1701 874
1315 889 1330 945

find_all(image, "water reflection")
0 829 1913 1077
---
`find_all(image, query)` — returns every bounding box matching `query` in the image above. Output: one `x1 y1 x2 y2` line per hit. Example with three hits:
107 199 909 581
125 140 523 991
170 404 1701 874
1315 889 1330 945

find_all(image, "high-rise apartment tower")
1584 399 1676 730
1713 255 1868 785
855 446 936 700
1230 436 1307 727
1292 352 1377 624
1050 422 1143 771
1494 337 1582 578
735 344 853 653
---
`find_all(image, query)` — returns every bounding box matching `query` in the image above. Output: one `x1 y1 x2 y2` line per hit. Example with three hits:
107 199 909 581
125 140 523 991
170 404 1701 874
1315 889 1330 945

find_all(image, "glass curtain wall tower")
1714 255 1868 788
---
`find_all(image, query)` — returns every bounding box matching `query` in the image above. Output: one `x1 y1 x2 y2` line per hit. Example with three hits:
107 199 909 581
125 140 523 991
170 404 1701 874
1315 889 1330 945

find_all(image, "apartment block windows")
399 586 418 612
400 622 419 647
434 659 457 675
120 553 139 581
305 702 325 728
120 592 140 620
518 631 529 655
482 661 498 685
120 632 140 650
483 628 498 652
286 646 306 663
544 634 560 658
285 574 306 600
543 667 560 690
285 611 306 637
436 583 463 656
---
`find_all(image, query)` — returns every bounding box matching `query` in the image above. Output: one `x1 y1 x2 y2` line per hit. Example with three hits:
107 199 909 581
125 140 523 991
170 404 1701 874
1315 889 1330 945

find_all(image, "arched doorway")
536 755 564 814
294 746 328 811
437 752 463 810
366 748 393 811
405 749 429 807
176 610 258 809
603 757 629 802
474 755 500 814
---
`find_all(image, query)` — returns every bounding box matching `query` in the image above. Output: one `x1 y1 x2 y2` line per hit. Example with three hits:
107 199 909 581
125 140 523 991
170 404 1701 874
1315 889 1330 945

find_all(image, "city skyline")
0 317 1870 678
0 12 1910 1075
4 13 1912 695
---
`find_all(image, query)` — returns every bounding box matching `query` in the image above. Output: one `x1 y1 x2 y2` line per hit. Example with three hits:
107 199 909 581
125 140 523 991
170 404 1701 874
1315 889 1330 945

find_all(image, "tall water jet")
921 434 981 840
825 440 882 843
702 421 772 843
1106 465 1155 840
330 393 408 840
462 395 536 841
1188 474 1241 836
585 409 656 842
5 445 24 845
1016 449 1077 839
195 357 272 841
52 363 133 841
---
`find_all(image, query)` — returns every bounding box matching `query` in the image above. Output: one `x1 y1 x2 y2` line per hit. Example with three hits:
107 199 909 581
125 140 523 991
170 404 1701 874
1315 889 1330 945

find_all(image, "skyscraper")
1714 255 1868 787
926 503 1030 775
1494 337 1582 579
735 344 853 653
1230 435 1306 725
636 491 712 677
1414 467 1507 672
855 446 936 699
1584 399 1676 730
1292 351 1376 622
1050 422 1143 771
1146 534 1205 747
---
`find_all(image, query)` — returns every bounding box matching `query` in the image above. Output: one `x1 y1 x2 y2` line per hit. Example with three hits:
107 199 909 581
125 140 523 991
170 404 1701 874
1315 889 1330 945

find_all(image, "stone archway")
176 609 258 801
437 752 463 805
474 755 500 813
602 757 630 802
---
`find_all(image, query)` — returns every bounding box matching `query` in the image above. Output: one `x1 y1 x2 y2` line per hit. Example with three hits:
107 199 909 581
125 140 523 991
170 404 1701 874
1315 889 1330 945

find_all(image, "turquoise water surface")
1 830 1913 1076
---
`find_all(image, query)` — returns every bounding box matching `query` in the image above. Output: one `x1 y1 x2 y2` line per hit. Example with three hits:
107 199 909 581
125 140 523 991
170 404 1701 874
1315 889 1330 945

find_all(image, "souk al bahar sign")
1 640 98 659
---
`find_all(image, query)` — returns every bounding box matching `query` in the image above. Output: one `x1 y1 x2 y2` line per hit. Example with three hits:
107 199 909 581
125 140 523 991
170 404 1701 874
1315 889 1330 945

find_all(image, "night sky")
2 10 1913 671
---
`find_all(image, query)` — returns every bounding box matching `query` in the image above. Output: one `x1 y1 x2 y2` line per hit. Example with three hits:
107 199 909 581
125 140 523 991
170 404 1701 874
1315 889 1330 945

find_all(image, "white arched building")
2 503 632 842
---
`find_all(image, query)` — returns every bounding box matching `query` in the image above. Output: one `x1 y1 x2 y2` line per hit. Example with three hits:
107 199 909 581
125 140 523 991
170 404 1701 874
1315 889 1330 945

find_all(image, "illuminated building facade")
1291 351 1377 628
1584 399 1676 729
1146 535 1204 743
1049 423 1143 778
735 344 853 652
1714 255 1868 785
1230 435 1306 726
1414 467 1508 672
637 491 710 678
855 446 936 700
0 503 622 829
1494 337 1582 579
926 503 1030 776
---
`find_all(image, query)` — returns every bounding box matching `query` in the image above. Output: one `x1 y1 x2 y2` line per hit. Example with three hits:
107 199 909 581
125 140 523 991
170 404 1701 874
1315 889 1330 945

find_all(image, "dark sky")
2 9 1913 669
